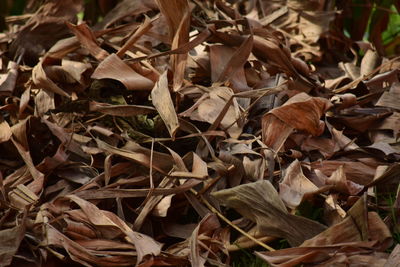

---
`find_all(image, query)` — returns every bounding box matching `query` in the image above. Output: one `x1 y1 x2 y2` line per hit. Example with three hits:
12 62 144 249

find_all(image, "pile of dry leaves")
0 0 399 266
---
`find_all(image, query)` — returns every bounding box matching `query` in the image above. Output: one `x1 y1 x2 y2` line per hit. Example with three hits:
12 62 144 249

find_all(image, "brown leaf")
151 71 179 138
45 224 135 266
262 93 332 151
0 212 26 267
155 0 189 42
96 0 156 30
116 15 154 58
9 0 83 65
10 118 45 195
181 87 243 138
67 22 109 61
279 159 319 209
325 165 364 195
209 45 250 92
156 0 190 91
215 35 253 85
376 82 400 111
311 160 378 185
302 195 392 250
212 180 326 246
32 59 71 98
0 119 12 143
189 214 220 267
333 107 392 133
91 53 154 91
61 59 92 85
367 163 400 188
97 139 173 174
2 1 400 266
256 244 388 267
386 244 400 266
0 61 18 96
59 195 162 264
34 89 55 116
89 101 156 117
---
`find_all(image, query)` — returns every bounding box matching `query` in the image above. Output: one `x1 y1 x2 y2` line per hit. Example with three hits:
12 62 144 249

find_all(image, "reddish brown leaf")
91 53 154 90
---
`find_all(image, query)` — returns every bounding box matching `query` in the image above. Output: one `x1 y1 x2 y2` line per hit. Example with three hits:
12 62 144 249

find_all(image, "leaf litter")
0 0 399 266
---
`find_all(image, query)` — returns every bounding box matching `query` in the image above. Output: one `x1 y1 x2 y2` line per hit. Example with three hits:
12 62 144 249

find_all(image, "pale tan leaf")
34 89 55 116
385 244 400 267
91 53 154 91
0 119 12 143
151 71 179 138
279 159 319 209
0 61 18 96
32 59 71 98
326 165 364 195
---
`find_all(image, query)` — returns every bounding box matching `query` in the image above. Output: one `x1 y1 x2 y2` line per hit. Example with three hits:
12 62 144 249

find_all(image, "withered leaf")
279 159 319 209
0 119 12 143
262 93 332 151
151 71 179 138
212 180 326 246
0 61 18 96
1 1 400 266
91 53 154 91
0 215 26 267
9 0 83 64
32 59 71 98
89 101 156 116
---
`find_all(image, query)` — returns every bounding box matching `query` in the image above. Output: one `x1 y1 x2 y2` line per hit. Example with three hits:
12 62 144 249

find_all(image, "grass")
231 248 269 267
230 238 291 267
375 189 400 253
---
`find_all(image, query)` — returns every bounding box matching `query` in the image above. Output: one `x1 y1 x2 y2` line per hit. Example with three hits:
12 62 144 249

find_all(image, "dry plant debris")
0 0 399 266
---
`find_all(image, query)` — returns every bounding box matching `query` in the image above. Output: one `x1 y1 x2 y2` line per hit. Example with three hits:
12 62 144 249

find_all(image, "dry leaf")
91 53 154 91
262 93 332 151
9 0 83 64
1 1 400 266
212 180 326 246
0 61 18 96
279 159 319 209
89 101 156 116
0 119 12 143
0 213 26 267
32 59 71 98
151 71 179 138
